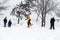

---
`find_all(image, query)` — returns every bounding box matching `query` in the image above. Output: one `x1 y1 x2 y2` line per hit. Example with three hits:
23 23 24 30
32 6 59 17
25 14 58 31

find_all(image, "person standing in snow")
27 16 31 27
8 20 12 27
25 14 32 27
3 17 7 27
50 17 55 30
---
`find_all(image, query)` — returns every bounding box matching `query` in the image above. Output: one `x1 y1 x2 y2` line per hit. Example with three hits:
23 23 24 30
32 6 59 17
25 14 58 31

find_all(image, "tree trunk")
18 18 20 24
17 12 20 24
41 11 44 27
43 15 46 27
41 0 44 27
41 12 46 27
41 17 44 27
36 15 39 22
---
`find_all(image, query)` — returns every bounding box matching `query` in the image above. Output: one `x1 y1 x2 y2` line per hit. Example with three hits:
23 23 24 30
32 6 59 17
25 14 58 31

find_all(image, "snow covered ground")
0 20 60 40
0 0 60 40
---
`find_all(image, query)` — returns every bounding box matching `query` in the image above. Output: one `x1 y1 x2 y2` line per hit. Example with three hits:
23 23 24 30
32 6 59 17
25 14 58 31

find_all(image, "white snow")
0 0 60 40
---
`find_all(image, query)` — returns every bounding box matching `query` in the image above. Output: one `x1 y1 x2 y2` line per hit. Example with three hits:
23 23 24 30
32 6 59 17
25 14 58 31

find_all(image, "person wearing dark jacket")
50 17 55 30
3 17 7 27
8 20 12 27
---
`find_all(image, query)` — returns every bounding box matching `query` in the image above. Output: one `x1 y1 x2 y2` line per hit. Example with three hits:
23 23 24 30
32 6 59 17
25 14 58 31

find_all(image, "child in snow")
25 14 32 27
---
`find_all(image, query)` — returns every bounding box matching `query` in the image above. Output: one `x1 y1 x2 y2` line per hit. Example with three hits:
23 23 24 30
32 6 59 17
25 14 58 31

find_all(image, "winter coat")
8 20 12 27
3 18 7 24
26 16 31 21
50 18 55 25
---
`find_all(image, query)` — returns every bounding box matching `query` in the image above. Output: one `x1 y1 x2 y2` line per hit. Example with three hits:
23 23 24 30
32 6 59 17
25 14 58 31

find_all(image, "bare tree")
52 7 60 17
26 0 59 27
39 0 59 27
